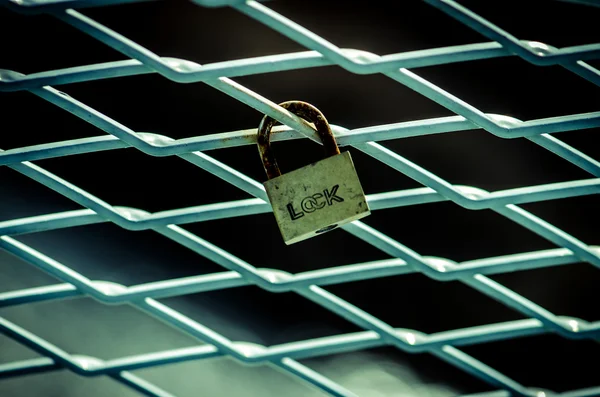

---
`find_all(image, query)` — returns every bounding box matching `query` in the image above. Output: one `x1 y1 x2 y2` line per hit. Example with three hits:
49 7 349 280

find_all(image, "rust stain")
257 100 341 180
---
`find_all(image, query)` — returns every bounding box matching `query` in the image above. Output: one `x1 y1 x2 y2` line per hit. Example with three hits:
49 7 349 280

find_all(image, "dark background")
0 0 599 396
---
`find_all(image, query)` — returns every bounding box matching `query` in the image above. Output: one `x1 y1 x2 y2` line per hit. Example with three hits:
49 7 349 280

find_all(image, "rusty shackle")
257 101 341 180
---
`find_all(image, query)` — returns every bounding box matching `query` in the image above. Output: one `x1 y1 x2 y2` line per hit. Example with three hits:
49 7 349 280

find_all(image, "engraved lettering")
286 203 304 220
313 193 325 210
301 193 324 213
287 186 344 221
324 184 344 205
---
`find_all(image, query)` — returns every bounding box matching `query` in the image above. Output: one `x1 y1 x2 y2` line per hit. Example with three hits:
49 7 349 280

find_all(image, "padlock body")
264 151 370 245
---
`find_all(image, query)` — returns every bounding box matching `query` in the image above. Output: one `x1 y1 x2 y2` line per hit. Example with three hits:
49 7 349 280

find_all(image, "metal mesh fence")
1 0 599 396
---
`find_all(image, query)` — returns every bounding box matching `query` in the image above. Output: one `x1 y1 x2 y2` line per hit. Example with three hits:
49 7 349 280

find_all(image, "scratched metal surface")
0 0 599 396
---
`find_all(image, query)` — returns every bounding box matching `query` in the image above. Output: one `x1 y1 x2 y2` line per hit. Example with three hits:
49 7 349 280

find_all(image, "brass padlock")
258 101 371 245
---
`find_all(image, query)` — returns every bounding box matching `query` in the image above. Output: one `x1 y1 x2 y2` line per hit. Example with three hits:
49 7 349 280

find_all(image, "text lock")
257 101 370 245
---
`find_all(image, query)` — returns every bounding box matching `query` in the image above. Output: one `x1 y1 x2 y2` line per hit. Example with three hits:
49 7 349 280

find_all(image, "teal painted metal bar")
1 0 598 396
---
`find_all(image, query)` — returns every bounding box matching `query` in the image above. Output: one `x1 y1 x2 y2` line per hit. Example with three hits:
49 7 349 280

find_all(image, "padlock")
257 100 370 245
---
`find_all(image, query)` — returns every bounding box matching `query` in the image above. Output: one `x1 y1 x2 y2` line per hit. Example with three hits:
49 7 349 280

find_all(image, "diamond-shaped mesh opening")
1 1 598 396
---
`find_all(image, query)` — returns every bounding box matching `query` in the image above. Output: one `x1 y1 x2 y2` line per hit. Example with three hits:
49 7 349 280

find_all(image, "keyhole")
316 224 338 234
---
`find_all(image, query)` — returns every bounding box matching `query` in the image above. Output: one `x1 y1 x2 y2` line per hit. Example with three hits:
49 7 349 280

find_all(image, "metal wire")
1 0 599 396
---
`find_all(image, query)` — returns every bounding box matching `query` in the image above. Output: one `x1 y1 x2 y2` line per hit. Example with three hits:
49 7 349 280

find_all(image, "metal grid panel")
1 0 599 395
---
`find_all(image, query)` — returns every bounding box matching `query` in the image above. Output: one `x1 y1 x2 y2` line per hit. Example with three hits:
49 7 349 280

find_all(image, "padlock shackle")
257 101 341 180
